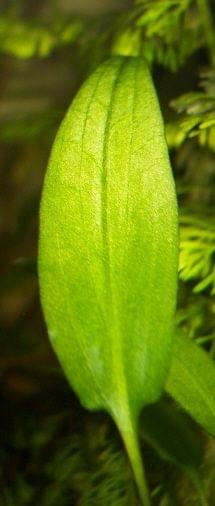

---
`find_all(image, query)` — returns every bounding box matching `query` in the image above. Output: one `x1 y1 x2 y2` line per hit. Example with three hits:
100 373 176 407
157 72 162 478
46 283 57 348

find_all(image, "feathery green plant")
167 70 215 151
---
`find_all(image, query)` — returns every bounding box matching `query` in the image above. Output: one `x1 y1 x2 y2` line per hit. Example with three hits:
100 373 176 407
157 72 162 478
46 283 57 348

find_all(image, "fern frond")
135 0 202 70
0 15 83 58
167 70 215 151
111 0 205 69
179 215 215 294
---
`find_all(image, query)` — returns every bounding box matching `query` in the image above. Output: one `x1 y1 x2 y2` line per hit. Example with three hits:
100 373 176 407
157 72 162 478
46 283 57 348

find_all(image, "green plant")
38 56 179 505
38 52 214 506
1 1 215 505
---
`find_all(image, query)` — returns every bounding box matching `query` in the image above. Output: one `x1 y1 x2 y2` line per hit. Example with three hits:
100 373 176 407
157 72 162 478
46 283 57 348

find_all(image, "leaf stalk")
115 413 151 506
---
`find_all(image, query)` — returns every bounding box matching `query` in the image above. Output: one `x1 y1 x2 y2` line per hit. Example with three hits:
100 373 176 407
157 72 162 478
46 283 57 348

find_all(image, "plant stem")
115 412 151 506
197 0 215 66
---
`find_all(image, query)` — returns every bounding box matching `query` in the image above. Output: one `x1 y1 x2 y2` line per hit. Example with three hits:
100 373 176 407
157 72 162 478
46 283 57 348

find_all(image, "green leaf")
141 398 203 471
166 329 215 437
39 56 178 504
140 399 206 502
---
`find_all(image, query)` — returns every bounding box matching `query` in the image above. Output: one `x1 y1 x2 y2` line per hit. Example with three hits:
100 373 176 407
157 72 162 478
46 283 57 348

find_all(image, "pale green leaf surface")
166 330 215 436
39 55 178 418
39 56 178 503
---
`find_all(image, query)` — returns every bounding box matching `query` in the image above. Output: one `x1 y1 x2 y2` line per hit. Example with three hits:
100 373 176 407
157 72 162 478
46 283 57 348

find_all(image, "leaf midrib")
100 57 139 419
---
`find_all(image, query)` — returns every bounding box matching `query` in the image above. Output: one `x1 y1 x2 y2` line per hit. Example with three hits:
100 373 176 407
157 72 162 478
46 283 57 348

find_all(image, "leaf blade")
166 329 215 436
39 56 178 503
39 56 178 416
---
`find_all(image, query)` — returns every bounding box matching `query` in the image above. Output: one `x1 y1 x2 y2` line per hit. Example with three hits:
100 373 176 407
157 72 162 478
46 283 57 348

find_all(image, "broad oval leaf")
39 56 178 502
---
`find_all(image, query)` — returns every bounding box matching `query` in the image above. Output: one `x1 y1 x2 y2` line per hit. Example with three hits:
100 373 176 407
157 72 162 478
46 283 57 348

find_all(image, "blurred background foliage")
0 0 215 504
